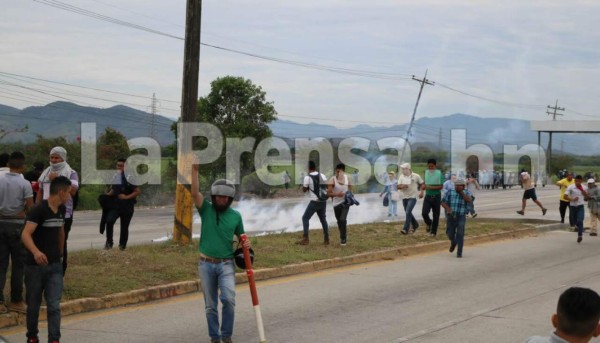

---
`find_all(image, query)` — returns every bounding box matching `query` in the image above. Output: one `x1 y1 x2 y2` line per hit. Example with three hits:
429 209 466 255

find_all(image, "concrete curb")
0 221 568 330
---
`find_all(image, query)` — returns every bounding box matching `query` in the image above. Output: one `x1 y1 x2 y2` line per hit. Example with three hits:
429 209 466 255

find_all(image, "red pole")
240 234 266 342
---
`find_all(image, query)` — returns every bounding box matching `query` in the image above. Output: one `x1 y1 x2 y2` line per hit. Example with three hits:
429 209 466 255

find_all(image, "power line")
435 82 546 109
0 71 180 104
0 74 180 113
31 0 573 116
0 93 172 129
33 0 414 81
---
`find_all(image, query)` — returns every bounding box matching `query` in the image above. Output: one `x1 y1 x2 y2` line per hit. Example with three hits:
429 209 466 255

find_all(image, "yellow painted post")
173 0 201 244
173 183 193 244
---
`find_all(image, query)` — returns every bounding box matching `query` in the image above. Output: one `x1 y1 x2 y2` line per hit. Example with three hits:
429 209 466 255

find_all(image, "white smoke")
151 193 397 242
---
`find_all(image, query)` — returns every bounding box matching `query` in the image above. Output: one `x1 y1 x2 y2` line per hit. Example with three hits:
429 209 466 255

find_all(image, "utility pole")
173 0 201 244
399 70 434 163
149 93 158 141
545 99 565 180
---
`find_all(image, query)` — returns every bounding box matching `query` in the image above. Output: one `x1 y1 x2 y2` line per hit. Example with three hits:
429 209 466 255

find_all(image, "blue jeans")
388 197 398 216
0 221 26 304
25 262 63 342
302 200 329 239
571 205 585 236
198 259 236 341
402 198 419 232
467 201 476 215
446 214 466 256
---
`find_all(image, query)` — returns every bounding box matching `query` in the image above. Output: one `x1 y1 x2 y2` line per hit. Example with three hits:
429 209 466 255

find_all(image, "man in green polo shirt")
191 164 250 343
421 158 444 237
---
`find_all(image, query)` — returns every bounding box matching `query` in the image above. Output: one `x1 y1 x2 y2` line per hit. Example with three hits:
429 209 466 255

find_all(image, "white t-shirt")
398 173 423 199
330 174 349 207
566 183 587 206
303 171 327 201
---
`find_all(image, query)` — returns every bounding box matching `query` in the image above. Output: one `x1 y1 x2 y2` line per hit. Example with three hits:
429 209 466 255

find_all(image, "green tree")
194 76 278 184
25 135 81 172
96 127 130 170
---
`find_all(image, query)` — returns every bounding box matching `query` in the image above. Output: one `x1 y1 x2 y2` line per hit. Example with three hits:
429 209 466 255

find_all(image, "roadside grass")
59 219 524 301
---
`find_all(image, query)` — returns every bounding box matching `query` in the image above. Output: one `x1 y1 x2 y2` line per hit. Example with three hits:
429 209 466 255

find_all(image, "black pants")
559 200 575 226
0 221 25 303
105 207 135 248
422 194 441 235
62 217 73 275
333 203 349 241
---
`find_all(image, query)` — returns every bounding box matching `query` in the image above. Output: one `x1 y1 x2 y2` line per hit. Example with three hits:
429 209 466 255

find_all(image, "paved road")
2 229 598 342
67 186 564 250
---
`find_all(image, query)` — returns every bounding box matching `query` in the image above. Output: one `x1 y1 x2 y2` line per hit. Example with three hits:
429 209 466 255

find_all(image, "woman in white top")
327 163 352 246
398 163 424 234
466 173 480 217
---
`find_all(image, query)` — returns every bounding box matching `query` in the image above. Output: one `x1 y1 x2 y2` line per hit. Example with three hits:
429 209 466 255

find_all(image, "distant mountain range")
0 101 175 145
0 102 595 155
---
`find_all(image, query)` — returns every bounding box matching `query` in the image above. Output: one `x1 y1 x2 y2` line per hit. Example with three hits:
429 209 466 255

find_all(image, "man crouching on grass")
21 176 71 343
441 178 473 258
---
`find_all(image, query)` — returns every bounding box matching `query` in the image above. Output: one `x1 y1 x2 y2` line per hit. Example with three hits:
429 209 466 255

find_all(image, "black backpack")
309 173 329 201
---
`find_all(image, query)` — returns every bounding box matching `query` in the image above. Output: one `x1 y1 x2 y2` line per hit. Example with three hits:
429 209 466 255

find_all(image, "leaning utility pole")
544 99 565 181
399 70 434 163
173 0 202 244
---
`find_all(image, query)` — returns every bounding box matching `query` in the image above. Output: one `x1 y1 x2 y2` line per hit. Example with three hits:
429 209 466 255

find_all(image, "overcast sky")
2 0 599 128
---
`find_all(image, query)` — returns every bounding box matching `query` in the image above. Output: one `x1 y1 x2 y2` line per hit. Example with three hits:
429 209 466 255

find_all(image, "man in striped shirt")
441 178 473 258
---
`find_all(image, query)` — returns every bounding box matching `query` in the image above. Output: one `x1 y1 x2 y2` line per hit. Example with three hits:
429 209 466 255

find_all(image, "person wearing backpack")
297 161 329 245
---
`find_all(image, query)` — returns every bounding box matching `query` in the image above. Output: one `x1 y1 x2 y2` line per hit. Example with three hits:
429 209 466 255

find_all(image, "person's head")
116 158 126 172
211 179 236 212
388 170 396 180
450 174 457 182
8 151 26 173
567 172 574 181
588 179 596 188
33 161 45 172
400 163 411 176
49 175 72 205
552 287 600 340
49 146 67 164
427 159 437 170
308 160 316 172
335 163 345 176
0 153 9 168
454 178 466 191
575 175 583 186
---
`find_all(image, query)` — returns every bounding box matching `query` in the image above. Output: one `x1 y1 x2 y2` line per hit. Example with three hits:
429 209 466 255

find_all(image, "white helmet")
211 179 236 198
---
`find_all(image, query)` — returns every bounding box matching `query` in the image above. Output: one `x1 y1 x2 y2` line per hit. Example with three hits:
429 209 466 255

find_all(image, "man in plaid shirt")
441 178 473 258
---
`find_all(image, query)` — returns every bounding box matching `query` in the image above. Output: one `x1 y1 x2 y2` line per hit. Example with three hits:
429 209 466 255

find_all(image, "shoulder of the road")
0 219 565 329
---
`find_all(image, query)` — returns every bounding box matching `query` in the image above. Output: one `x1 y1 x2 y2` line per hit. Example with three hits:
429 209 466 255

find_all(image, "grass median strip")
64 220 524 300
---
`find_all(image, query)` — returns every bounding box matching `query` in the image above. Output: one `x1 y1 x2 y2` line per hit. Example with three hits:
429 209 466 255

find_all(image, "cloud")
2 0 600 126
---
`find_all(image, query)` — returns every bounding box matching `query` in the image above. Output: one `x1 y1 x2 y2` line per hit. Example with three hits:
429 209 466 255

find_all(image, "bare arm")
35 188 43 204
191 164 204 209
22 221 48 266
24 198 34 214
